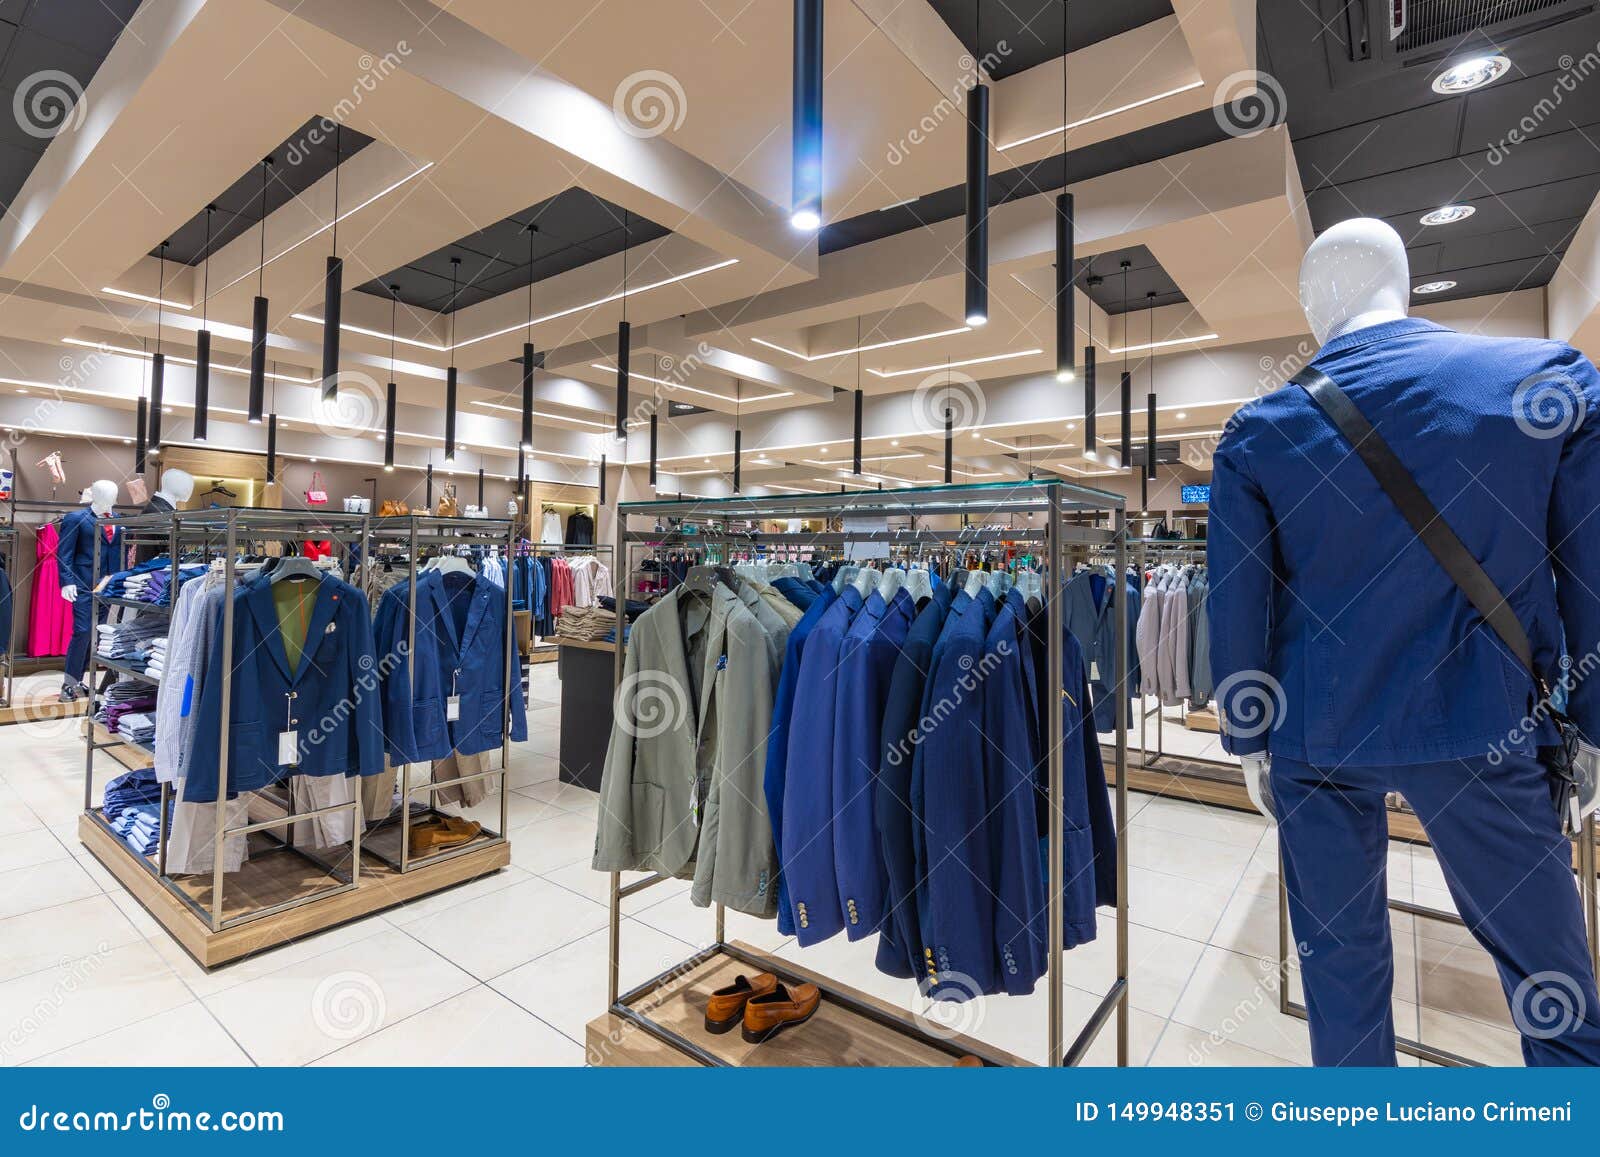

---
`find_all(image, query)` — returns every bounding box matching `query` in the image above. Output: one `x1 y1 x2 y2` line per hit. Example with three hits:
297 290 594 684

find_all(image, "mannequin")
1208 216 1600 1066
58 480 121 698
146 468 194 513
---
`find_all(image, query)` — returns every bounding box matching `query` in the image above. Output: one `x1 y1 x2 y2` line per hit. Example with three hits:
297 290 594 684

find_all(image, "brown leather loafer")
741 981 821 1044
409 817 482 855
704 973 779 1035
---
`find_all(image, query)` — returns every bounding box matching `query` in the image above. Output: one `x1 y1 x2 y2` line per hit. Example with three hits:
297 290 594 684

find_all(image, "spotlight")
1431 55 1509 95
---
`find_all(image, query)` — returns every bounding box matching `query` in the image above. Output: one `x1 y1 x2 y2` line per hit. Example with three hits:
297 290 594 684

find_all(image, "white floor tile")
202 927 476 1066
1169 945 1313 1065
28 1001 251 1066
0 894 146 984
0 828 70 874
314 985 581 1066
401 873 609 980
506 810 599 875
537 859 689 914
0 857 103 921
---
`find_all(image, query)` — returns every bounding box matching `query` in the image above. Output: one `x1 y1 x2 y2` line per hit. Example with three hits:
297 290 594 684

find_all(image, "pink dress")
30 522 73 656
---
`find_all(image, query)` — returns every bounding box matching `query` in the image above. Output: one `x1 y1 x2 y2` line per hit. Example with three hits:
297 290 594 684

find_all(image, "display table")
556 638 615 790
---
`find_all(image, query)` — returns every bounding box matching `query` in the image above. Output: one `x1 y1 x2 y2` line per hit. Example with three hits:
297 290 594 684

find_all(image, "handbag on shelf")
343 496 371 514
1293 364 1592 837
464 504 487 519
125 478 149 506
305 471 328 506
378 499 410 518
436 482 460 517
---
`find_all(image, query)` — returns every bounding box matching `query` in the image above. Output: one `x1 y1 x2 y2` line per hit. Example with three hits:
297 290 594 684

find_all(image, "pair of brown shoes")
704 972 821 1044
408 815 482 854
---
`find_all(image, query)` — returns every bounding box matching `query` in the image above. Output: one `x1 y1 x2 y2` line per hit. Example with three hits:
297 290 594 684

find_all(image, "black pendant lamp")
248 156 272 424
852 317 863 474
943 359 954 482
149 241 167 454
791 0 824 230
648 354 660 488
1083 274 1099 457
1054 5 1075 381
732 381 743 493
615 210 630 439
1146 293 1158 481
1121 261 1133 472
266 366 278 484
384 284 399 472
477 467 485 509
963 2 989 327
193 205 215 442
598 454 607 505
444 256 459 463
134 343 148 474
521 221 537 453
321 126 343 402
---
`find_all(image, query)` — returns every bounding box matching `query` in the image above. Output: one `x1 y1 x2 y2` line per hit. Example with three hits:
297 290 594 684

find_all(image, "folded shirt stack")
116 712 156 745
555 605 617 642
95 615 165 664
146 637 168 679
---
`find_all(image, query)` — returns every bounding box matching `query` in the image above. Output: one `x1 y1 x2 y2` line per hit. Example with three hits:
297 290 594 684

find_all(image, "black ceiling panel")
1075 245 1184 314
154 118 375 266
1262 0 1600 299
927 0 1174 80
359 187 669 313
0 0 141 216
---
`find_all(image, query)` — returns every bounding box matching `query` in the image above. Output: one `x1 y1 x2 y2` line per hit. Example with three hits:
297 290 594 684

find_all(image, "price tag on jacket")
278 730 299 766
446 695 461 722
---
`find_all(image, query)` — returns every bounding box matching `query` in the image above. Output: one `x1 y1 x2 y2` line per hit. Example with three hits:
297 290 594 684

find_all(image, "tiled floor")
0 667 1533 1067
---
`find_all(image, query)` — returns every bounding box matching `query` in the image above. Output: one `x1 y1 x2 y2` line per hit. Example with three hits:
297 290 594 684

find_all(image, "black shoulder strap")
1291 366 1544 691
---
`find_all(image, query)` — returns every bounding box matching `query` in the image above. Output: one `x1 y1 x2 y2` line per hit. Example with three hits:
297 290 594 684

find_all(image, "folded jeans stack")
555 605 616 641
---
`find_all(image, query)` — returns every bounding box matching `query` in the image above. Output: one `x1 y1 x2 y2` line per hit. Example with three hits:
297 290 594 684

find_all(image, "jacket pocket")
631 782 663 852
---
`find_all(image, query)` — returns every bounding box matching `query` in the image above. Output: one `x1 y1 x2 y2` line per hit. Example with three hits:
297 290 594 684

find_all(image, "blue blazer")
875 582 953 978
772 575 817 613
832 585 913 940
374 570 528 764
57 506 121 592
781 583 861 945
912 589 996 998
184 573 385 802
763 585 837 936
1209 318 1600 764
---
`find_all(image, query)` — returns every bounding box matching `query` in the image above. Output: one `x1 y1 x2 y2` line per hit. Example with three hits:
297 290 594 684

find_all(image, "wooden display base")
1184 707 1220 733
587 940 1023 1068
0 698 86 726
79 813 510 969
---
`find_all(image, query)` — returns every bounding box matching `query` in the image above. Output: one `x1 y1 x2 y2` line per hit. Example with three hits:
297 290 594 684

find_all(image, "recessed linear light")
763 483 817 494
1104 334 1219 355
60 337 315 383
471 399 645 431
293 258 739 353
813 476 883 490
866 348 1043 379
1431 54 1510 96
1420 205 1475 226
800 453 921 467
751 326 971 362
879 197 920 211
999 80 1207 151
588 363 790 404
1413 280 1457 295
214 163 435 297
101 287 192 310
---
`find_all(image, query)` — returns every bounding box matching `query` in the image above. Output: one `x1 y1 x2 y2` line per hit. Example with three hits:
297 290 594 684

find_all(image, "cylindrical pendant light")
149 241 167 454
963 1 989 327
248 156 272 423
791 0 824 230
944 407 954 483
477 466 485 509
598 454 607 505
321 127 343 401
266 413 278 484
1120 369 1132 468
649 411 659 487
1146 391 1157 482
851 317 863 474
522 220 538 454
1054 8 1073 379
445 255 459 462
384 284 398 472
733 428 742 493
193 205 214 441
426 462 433 509
615 210 630 438
134 395 148 475
1146 292 1158 480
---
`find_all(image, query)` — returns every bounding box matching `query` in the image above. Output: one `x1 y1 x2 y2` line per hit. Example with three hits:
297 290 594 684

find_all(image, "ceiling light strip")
866 348 1042 379
998 81 1206 151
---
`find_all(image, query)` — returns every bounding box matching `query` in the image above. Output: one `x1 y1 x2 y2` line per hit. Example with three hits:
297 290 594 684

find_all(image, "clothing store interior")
1 0 1599 1073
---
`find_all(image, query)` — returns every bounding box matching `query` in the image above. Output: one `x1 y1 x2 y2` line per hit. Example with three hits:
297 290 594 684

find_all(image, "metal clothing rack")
0 524 16 707
605 479 1132 1068
81 509 371 932
363 514 516 872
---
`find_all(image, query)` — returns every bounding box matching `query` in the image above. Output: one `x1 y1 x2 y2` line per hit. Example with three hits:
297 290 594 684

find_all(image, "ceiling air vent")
1395 0 1575 51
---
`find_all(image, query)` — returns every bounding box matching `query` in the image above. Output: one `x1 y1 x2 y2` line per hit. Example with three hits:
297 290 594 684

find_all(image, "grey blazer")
592 585 778 917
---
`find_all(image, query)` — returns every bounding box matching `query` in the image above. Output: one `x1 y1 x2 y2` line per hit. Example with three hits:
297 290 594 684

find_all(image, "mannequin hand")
60 585 77 603
1573 742 1599 827
1241 753 1276 823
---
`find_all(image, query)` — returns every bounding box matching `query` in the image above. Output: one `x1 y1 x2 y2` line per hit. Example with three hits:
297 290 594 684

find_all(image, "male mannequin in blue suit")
1209 218 1600 1066
57 480 121 699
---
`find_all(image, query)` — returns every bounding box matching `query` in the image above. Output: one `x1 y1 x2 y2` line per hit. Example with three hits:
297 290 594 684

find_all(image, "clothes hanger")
269 556 321 584
963 569 986 598
877 565 906 603
852 565 880 599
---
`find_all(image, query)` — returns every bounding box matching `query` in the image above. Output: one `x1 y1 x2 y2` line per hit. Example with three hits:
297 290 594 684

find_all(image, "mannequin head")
88 479 117 516
158 468 194 504
1298 218 1411 345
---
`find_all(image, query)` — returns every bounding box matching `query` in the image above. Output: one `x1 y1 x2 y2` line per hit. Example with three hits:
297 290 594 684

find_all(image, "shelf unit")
598 479 1132 1068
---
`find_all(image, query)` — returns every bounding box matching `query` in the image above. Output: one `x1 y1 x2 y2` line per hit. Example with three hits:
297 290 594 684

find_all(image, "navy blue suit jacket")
772 575 817 613
57 506 121 592
184 573 385 802
1209 318 1600 763
875 582 953 977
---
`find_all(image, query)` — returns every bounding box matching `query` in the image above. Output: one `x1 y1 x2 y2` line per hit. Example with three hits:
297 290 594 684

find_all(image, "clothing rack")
605 479 1132 1068
0 525 15 707
364 514 516 871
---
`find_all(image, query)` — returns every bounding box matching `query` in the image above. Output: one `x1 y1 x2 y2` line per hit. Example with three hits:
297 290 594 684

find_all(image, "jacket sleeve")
591 626 643 871
1207 429 1277 756
372 589 416 765
57 511 86 590
502 597 528 742
1549 345 1600 746
346 589 386 779
181 593 232 803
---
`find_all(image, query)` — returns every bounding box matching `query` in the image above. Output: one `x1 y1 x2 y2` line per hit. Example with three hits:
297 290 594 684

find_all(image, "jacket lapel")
294 580 340 685
244 578 294 683
423 572 461 661
457 574 495 660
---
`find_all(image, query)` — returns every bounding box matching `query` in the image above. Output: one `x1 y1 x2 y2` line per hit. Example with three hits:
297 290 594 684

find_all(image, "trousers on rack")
433 748 493 809
63 597 105 683
1273 752 1600 1067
